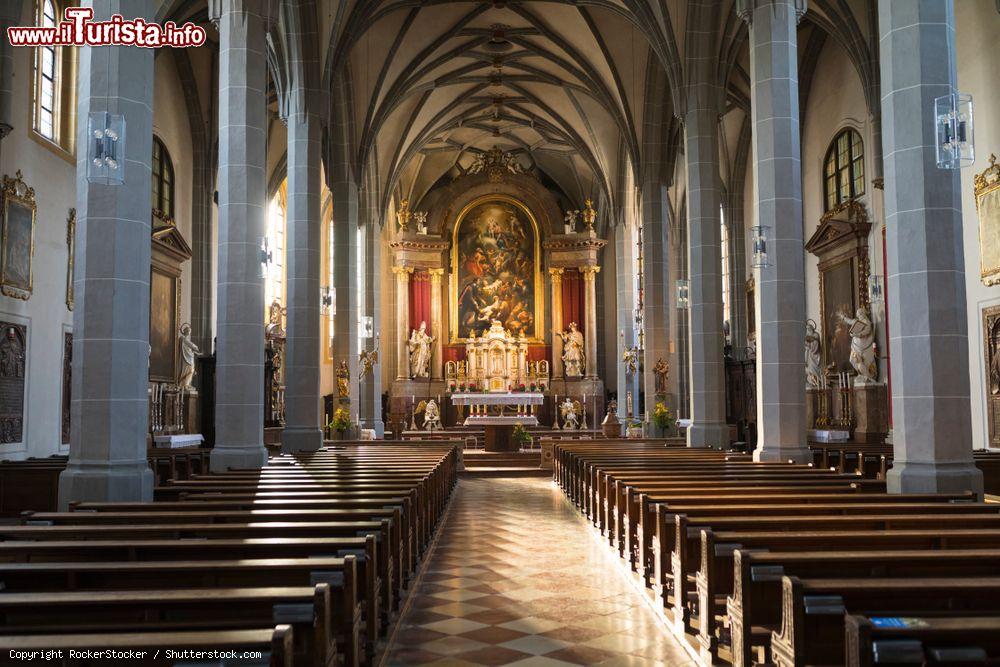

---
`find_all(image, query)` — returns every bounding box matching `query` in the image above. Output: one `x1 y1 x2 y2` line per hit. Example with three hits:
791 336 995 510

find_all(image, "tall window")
151 137 175 218
33 0 58 141
824 128 865 211
265 184 287 313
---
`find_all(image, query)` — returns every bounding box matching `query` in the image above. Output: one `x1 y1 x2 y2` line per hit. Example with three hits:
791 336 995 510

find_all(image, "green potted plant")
650 401 674 436
327 407 352 440
512 422 532 450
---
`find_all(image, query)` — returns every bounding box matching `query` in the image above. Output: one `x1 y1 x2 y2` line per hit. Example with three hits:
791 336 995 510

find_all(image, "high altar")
386 147 606 428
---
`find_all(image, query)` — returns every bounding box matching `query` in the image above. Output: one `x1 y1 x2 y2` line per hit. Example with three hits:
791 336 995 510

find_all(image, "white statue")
563 210 579 234
414 211 428 235
177 323 200 390
805 320 823 390
408 321 435 378
838 305 878 383
558 322 586 378
423 399 441 431
747 330 757 360
560 397 581 430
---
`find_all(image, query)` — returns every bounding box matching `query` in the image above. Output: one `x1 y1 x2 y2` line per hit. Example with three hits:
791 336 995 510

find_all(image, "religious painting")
0 322 26 443
976 154 1000 286
1 171 36 301
983 305 1000 446
821 258 857 374
149 268 179 383
451 196 542 341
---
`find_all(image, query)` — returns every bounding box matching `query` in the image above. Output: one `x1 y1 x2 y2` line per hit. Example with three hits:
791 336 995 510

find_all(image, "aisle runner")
385 477 694 666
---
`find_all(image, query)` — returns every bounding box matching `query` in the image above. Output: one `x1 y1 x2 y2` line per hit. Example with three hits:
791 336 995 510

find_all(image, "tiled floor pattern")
384 477 695 666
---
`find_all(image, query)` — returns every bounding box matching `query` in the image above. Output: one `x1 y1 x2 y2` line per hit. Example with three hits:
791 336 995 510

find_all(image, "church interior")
1 0 1000 665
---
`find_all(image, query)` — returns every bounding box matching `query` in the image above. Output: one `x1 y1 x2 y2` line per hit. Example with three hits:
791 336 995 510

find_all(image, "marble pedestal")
853 382 889 444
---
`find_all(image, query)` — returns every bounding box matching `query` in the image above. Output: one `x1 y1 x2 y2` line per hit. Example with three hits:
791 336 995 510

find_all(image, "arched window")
33 0 58 141
264 182 287 315
824 128 865 211
151 137 175 218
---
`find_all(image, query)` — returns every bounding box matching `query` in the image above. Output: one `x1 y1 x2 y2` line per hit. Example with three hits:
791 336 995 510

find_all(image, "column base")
363 420 385 439
281 427 323 454
753 444 812 464
211 445 269 472
887 460 984 498
57 460 154 510
687 422 730 449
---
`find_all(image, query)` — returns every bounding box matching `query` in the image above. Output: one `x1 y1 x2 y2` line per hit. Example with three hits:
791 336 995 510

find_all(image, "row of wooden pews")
554 441 1000 667
0 443 459 666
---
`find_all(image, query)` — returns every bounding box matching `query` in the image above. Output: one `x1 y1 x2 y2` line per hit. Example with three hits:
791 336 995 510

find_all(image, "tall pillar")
615 223 637 418
549 268 564 378
210 0 271 472
683 104 729 448
581 266 601 378
641 182 671 417
739 0 812 463
331 177 359 419
281 93 322 453
360 222 384 436
394 266 411 379
429 268 445 380
880 0 982 495
0 0 23 142
58 0 156 507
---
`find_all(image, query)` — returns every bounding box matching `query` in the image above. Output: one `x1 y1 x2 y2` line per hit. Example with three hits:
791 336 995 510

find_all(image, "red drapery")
409 270 432 334
561 268 585 334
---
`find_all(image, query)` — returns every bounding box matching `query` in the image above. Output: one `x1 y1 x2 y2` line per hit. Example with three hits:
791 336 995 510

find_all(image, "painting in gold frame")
1 171 36 301
976 154 1000 286
149 268 180 383
449 195 543 342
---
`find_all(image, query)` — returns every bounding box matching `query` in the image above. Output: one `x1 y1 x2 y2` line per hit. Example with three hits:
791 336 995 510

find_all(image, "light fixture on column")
320 286 334 315
935 93 975 169
675 279 690 310
868 275 884 305
258 236 272 279
750 224 771 268
87 112 126 185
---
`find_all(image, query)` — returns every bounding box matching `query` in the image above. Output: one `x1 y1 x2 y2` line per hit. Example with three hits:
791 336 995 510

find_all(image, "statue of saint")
653 358 669 394
423 399 441 431
336 361 350 398
838 305 878 383
563 210 579 234
805 320 823 390
408 321 435 378
558 322 586 378
359 345 378 382
747 330 757 359
177 323 200 390
560 397 580 430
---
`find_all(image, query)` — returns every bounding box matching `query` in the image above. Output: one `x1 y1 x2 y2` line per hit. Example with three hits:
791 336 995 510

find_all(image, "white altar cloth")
463 415 539 427
449 392 544 406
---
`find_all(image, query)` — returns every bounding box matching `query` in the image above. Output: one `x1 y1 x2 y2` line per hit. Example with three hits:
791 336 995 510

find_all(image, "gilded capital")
392 265 413 281
579 266 601 280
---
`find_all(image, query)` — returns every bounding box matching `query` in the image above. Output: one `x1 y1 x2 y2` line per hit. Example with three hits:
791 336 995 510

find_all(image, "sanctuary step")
461 450 548 478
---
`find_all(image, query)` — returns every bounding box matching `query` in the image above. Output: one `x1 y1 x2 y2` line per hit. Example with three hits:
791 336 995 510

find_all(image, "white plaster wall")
0 2 75 459
957 0 1000 450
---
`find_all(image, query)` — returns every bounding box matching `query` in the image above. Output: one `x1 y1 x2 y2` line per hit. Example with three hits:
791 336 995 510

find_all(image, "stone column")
641 180 672 417
683 92 729 448
880 0 982 495
615 223 637 418
360 222 384 436
281 93 322 453
429 268 445 380
0 0 23 142
209 0 271 473
581 266 601 378
549 268 564 378
394 266 411 379
331 178 359 419
739 0 812 463
58 0 156 507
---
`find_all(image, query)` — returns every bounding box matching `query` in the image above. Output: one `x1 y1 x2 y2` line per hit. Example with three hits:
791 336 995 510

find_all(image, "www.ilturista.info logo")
7 7 207 49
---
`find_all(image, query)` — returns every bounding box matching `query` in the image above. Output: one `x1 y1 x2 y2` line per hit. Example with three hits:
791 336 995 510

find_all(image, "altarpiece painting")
452 197 541 341
977 154 1000 286
1 171 36 301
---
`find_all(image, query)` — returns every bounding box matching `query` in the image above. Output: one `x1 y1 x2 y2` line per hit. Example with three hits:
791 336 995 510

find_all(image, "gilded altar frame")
0 171 36 301
449 194 544 343
976 154 1000 286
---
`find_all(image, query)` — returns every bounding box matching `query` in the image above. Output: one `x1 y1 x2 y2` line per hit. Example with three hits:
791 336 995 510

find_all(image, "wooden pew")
0 625 294 667
846 613 1000 667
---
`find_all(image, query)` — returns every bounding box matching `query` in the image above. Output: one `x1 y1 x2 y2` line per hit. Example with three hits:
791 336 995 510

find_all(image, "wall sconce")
751 224 771 269
675 279 690 310
258 236 272 279
868 275 884 305
320 286 334 314
935 93 975 169
87 112 126 185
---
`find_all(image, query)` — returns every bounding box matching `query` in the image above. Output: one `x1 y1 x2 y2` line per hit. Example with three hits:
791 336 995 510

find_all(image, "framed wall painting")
1 171 36 301
976 154 1000 286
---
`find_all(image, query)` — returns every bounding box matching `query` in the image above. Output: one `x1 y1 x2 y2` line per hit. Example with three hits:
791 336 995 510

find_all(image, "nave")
385 477 693 667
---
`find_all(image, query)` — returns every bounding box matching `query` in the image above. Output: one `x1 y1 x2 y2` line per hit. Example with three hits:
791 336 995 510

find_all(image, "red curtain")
409 270 432 334
561 269 585 335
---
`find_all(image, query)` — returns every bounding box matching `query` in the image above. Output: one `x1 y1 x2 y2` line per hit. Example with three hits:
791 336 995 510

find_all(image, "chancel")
1 1 1000 665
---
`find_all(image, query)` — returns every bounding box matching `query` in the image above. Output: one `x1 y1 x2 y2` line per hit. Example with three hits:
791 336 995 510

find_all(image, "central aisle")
385 477 695 666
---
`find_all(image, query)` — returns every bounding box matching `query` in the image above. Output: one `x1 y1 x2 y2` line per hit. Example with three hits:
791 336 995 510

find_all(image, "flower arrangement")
529 382 537 392
512 422 532 448
329 407 352 433
651 402 674 430
459 382 467 392
518 383 526 392
468 382 478 392
448 382 457 393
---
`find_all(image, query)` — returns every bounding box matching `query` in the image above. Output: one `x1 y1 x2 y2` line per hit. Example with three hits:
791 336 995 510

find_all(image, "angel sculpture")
804 320 822 390
560 397 581 430
359 340 379 382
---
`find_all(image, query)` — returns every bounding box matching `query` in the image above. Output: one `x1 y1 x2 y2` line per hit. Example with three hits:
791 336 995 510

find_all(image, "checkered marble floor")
383 477 695 666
